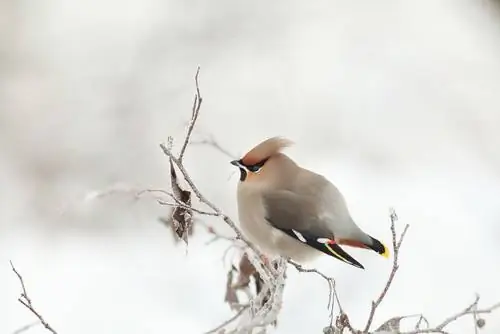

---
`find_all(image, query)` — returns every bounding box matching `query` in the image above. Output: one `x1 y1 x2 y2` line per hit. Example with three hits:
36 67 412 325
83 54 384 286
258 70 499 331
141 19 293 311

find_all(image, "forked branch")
364 209 410 332
158 67 286 333
59 67 500 334
10 261 58 334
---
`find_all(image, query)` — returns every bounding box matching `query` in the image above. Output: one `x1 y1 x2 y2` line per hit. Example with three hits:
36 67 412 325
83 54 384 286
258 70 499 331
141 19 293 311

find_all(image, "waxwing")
230 137 389 269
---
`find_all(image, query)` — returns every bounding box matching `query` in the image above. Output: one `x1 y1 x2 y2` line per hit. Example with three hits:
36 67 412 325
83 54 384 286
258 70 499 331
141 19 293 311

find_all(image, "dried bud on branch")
168 159 193 244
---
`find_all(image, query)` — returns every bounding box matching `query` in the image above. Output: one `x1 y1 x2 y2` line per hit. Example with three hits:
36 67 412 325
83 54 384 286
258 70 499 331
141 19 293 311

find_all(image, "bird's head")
230 136 294 185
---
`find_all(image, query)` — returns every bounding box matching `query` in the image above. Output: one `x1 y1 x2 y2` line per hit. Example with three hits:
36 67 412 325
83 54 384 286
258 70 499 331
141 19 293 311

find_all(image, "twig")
136 188 220 216
158 82 275 280
363 208 410 332
10 261 58 334
414 314 431 330
161 145 275 278
288 260 359 333
156 67 500 334
178 66 202 162
472 299 479 334
194 218 239 244
400 297 500 334
191 134 237 159
10 260 31 303
203 305 250 334
288 260 340 312
157 199 218 216
159 67 284 333
433 296 498 331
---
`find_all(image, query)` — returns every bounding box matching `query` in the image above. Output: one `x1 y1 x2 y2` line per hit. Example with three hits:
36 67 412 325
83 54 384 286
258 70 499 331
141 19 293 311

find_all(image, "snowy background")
2 0 500 333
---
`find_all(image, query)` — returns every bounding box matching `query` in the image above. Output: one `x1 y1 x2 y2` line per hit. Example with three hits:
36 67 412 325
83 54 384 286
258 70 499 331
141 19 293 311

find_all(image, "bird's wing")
262 190 364 269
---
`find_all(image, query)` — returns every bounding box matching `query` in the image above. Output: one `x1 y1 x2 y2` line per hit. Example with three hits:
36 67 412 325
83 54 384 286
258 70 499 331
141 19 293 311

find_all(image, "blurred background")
2 0 500 333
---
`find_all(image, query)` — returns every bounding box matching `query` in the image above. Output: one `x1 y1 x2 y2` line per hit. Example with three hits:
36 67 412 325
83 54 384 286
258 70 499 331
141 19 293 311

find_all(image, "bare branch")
42 65 500 334
363 208 410 332
10 260 31 304
415 314 431 330
436 294 480 331
399 296 500 334
203 305 250 334
157 199 218 216
10 261 58 334
288 260 340 312
159 145 276 279
374 314 428 333
158 67 285 333
191 134 237 159
81 67 500 334
178 66 202 162
288 260 375 334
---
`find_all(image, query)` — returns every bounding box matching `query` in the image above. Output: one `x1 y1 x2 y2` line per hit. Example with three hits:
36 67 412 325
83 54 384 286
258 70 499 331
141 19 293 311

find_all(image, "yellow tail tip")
381 244 390 258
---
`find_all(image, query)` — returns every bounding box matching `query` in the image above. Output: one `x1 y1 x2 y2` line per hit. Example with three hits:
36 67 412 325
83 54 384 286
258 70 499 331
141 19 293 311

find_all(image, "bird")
230 136 389 269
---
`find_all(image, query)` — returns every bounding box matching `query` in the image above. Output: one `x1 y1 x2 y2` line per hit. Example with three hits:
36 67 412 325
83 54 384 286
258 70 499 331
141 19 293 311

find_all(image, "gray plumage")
231 137 388 268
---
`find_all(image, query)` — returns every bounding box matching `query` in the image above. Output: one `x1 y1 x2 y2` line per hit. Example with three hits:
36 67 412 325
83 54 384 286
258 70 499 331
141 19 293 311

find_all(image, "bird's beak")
230 160 243 168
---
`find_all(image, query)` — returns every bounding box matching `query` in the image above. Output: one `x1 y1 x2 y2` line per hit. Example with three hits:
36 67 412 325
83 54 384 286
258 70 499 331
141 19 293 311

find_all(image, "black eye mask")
239 168 247 181
245 158 268 173
232 158 269 182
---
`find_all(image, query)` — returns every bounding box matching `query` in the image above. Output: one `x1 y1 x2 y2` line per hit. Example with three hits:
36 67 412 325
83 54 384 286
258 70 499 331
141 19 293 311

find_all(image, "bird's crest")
241 136 293 165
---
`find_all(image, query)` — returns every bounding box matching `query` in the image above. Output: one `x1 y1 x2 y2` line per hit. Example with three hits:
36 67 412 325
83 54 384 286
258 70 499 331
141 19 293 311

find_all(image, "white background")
1 0 500 333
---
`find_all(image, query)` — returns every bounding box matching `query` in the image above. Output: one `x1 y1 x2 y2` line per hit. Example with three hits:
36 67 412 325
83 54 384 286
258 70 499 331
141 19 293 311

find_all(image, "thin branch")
160 141 274 280
288 260 364 334
203 305 250 334
472 299 479 334
414 314 431 330
400 297 500 334
136 188 219 216
437 294 480 331
178 66 202 162
157 199 218 216
10 261 58 334
191 134 237 159
288 260 340 313
10 260 31 304
363 208 410 333
195 219 239 244
160 84 500 334
159 67 284 334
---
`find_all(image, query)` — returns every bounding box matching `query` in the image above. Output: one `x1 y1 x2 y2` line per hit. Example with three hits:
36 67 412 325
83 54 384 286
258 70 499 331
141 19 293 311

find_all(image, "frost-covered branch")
10 261 58 334
396 295 500 334
204 305 250 334
287 260 352 332
78 68 500 334
157 67 287 333
364 209 410 332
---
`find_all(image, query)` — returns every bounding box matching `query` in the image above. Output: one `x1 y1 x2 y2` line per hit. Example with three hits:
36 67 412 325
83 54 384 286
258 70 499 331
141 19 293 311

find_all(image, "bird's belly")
239 213 320 263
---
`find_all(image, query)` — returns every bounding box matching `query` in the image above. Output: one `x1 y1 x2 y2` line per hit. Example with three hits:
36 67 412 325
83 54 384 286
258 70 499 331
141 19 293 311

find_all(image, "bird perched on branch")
230 137 389 269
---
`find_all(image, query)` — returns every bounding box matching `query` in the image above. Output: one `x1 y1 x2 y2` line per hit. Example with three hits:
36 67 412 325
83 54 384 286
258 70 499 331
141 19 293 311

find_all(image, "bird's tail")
367 235 390 258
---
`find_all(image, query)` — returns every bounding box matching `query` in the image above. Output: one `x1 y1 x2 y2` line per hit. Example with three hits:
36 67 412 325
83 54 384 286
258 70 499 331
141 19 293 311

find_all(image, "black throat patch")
239 168 247 181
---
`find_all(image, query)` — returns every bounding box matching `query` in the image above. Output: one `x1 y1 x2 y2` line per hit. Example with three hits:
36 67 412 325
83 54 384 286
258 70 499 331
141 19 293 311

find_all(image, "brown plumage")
240 137 293 166
230 136 389 269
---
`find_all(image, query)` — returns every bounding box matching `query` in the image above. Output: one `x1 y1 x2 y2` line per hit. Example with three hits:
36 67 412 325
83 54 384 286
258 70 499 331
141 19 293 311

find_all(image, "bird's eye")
247 165 261 173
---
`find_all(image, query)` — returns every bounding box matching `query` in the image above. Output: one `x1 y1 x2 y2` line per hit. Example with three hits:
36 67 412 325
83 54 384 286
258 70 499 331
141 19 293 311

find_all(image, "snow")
1 0 500 333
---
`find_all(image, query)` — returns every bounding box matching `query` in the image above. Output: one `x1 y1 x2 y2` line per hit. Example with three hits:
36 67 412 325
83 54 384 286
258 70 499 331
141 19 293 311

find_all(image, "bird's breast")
236 185 320 263
236 188 280 256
